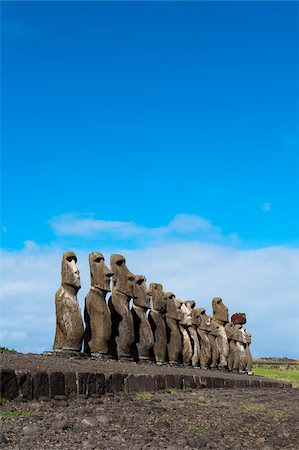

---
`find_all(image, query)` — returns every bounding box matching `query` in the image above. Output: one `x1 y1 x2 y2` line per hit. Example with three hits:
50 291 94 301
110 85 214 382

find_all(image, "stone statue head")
61 252 81 291
197 308 211 331
225 322 236 340
148 283 166 313
89 252 113 292
134 275 151 309
165 292 183 321
235 324 246 343
110 254 135 298
210 319 221 337
212 297 229 324
191 308 204 327
180 301 193 327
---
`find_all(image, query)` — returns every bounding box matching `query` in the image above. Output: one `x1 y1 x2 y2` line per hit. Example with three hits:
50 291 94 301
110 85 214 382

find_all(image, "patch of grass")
165 387 178 394
0 410 31 417
122 387 129 396
194 425 207 434
253 367 299 388
133 391 153 399
0 396 7 405
241 402 285 419
0 346 17 353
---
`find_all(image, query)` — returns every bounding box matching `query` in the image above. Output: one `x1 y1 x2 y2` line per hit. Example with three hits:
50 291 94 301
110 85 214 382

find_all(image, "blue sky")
1 2 299 357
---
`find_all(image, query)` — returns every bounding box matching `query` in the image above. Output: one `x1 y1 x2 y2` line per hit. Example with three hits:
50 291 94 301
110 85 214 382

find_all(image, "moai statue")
225 321 238 372
165 292 183 365
53 252 84 353
148 283 167 365
189 307 202 367
212 297 229 370
209 319 221 369
196 308 212 369
179 301 193 366
244 328 253 375
84 252 113 357
131 275 154 362
108 254 135 360
231 313 247 373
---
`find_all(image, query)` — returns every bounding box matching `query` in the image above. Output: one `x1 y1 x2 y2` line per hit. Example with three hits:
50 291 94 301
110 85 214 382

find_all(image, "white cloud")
49 213 224 244
261 202 271 212
0 237 298 358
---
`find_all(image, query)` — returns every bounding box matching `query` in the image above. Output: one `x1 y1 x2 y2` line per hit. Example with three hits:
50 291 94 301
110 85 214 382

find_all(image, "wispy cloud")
261 202 271 212
49 213 224 245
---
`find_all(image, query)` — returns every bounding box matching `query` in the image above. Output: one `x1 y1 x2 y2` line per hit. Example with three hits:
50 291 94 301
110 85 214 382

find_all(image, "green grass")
0 346 17 353
253 367 299 388
194 425 207 434
0 396 7 405
0 410 31 417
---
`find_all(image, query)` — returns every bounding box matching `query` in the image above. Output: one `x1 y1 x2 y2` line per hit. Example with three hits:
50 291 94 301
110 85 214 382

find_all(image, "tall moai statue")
225 321 238 372
231 313 247 373
209 319 221 369
108 254 135 360
212 297 229 370
132 275 154 361
165 292 183 365
244 328 253 375
53 252 84 353
179 301 194 366
148 283 167 365
197 308 212 369
189 306 202 367
84 252 113 357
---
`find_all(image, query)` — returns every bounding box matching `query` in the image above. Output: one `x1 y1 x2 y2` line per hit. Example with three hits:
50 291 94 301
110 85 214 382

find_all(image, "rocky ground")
1 387 298 450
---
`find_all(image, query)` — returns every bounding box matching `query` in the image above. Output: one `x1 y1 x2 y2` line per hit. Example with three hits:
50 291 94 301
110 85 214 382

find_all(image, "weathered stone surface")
212 298 229 369
244 328 253 373
231 312 247 325
183 375 201 390
53 252 84 352
132 275 154 361
109 254 135 359
86 373 105 396
148 283 167 365
106 373 126 393
155 375 166 391
84 252 113 356
32 372 49 399
165 293 183 365
197 309 212 369
49 371 65 397
17 372 33 400
0 369 19 400
165 374 183 390
65 372 77 397
77 372 89 395
124 374 156 392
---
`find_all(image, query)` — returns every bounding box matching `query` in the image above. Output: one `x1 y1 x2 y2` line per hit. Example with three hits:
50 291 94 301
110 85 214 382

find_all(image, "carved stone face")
235 324 246 343
110 254 135 298
148 283 166 313
225 322 235 340
197 308 211 332
244 329 251 345
89 252 113 292
165 292 183 321
180 302 193 327
134 275 151 309
212 297 229 324
210 319 220 337
191 308 203 327
61 252 81 290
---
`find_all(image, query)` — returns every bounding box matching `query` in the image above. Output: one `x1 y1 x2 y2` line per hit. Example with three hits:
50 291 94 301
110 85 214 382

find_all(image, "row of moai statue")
53 252 253 374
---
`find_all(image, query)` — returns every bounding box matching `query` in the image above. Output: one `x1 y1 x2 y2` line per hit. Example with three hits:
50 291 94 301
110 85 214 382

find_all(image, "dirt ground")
0 387 298 450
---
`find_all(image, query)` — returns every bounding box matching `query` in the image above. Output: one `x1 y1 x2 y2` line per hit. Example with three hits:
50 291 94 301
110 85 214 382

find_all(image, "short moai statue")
131 275 154 361
179 301 194 366
244 328 253 375
212 297 229 370
209 319 221 369
165 292 183 365
231 313 247 373
108 254 135 360
53 252 84 353
148 283 167 365
189 307 202 367
84 252 113 357
197 308 212 369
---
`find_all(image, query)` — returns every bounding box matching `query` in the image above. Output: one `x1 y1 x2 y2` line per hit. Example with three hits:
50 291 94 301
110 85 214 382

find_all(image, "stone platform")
0 352 292 401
